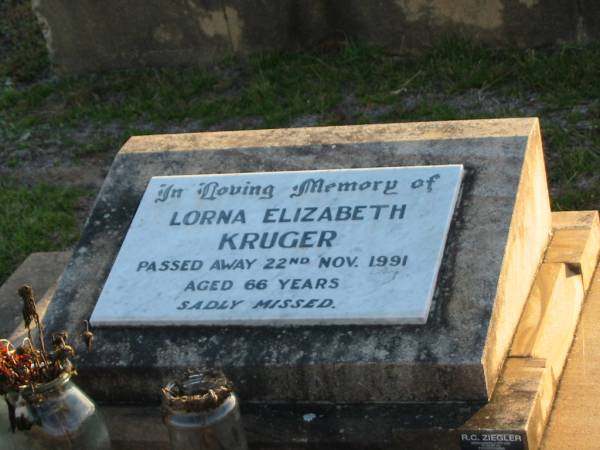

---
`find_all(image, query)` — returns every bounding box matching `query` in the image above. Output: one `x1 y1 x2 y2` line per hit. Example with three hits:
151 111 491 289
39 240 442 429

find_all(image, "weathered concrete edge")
481 119 552 398
461 358 550 449
0 251 72 338
462 211 600 450
122 118 539 153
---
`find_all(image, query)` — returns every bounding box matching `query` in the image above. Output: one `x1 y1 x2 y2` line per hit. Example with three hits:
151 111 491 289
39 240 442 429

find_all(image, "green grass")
0 180 88 283
545 123 600 210
3 41 600 130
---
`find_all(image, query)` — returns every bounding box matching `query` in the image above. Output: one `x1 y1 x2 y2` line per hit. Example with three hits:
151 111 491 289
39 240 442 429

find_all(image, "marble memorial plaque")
91 166 463 326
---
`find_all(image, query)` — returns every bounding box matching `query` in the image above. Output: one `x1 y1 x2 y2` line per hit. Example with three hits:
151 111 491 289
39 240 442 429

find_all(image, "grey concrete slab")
42 118 551 405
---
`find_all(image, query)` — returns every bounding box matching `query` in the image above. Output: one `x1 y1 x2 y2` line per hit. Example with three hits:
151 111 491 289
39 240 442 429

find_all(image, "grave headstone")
43 118 551 407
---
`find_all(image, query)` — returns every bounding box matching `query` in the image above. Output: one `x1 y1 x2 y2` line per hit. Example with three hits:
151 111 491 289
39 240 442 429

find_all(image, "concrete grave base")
41 119 552 406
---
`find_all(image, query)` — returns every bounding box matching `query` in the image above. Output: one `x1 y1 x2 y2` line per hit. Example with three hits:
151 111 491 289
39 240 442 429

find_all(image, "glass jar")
5 371 111 450
162 370 248 450
163 392 247 450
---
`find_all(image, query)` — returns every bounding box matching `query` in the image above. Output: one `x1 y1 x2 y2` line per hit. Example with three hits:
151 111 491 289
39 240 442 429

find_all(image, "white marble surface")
90 166 463 326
